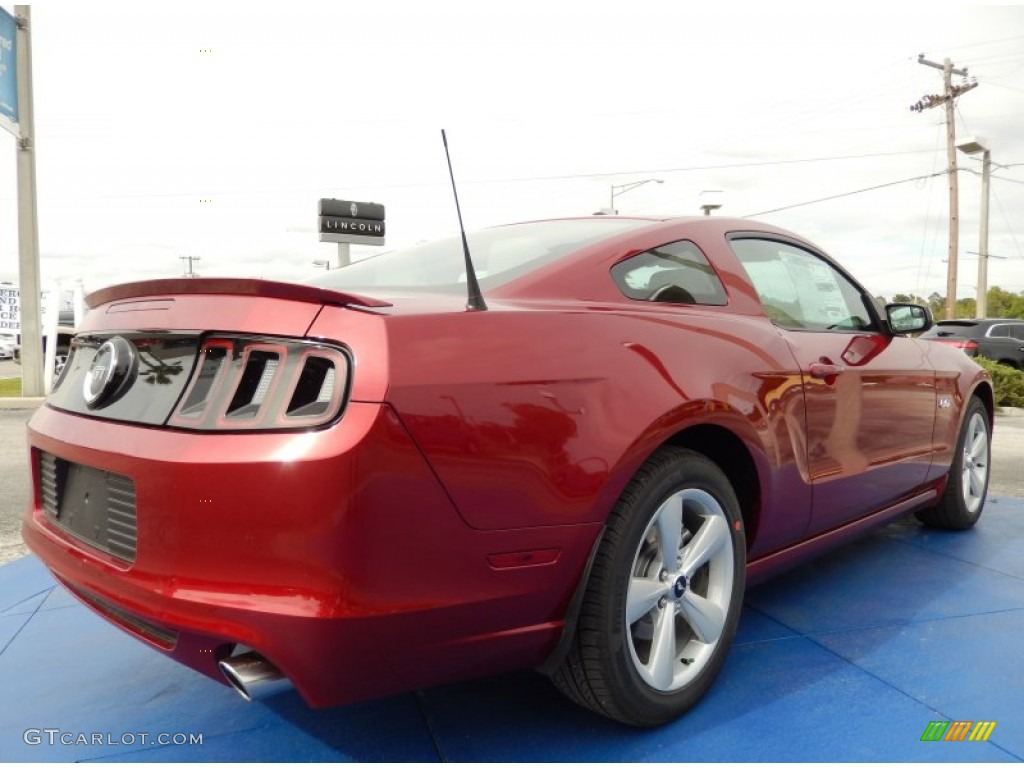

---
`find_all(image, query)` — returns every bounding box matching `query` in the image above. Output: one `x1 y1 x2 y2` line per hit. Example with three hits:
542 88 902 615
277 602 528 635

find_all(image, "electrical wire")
0 149 943 202
743 171 948 217
916 121 947 298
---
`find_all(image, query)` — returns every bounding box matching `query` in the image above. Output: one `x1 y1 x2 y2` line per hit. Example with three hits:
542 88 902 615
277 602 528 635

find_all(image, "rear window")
308 219 650 293
611 240 728 306
985 323 1024 340
922 321 981 338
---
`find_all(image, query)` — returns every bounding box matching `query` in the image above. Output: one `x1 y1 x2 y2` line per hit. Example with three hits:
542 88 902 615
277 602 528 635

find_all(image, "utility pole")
11 6 44 396
911 55 978 320
179 255 201 278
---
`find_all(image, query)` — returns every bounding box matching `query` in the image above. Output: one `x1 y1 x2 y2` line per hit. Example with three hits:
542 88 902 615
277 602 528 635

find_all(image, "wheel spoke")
648 603 677 690
679 591 726 644
656 496 683 570
969 430 987 461
627 577 667 625
969 465 987 498
680 513 729 578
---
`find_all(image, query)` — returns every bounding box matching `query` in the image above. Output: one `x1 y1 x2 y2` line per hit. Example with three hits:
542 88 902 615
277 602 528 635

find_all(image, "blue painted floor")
2 497 1023 762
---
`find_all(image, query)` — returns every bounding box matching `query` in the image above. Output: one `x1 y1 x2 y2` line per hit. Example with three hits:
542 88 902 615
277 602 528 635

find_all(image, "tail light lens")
169 337 350 430
935 338 979 354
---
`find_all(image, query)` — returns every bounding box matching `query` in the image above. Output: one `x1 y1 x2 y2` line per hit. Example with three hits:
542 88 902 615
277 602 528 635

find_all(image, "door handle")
809 362 845 381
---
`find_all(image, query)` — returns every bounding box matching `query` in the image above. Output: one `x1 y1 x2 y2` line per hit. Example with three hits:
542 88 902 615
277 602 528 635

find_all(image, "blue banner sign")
0 6 17 125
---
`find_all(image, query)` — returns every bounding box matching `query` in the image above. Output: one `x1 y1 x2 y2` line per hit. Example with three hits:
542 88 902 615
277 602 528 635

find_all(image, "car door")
986 323 1024 367
729 236 937 535
1011 324 1024 367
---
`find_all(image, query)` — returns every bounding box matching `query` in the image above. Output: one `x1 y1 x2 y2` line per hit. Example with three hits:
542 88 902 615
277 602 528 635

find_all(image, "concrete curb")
0 397 44 410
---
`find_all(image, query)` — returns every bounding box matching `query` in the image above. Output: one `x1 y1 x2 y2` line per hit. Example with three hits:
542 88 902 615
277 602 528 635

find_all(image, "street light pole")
699 189 723 216
977 148 991 318
609 179 663 214
956 136 992 318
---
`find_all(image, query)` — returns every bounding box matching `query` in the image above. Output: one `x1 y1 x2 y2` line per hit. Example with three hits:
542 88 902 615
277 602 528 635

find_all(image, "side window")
988 325 1008 338
1009 325 1024 342
611 240 728 306
729 237 876 332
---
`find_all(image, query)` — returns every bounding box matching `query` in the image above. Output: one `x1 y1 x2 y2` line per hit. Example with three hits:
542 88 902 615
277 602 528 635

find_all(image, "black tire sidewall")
946 398 991 525
598 450 746 726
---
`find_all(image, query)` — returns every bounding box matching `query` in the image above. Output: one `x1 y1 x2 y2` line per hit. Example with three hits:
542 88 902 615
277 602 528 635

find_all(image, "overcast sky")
2 2 1024 302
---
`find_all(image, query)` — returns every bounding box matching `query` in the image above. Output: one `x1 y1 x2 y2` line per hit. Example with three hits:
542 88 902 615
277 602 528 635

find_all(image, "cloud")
1 3 1023 299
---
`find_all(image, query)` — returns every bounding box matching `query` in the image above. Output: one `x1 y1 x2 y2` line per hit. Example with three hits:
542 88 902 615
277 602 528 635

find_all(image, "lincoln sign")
318 199 385 246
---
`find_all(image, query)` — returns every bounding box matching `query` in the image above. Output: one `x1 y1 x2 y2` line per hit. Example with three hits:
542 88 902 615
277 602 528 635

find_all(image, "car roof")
936 318 1021 324
924 319 1024 337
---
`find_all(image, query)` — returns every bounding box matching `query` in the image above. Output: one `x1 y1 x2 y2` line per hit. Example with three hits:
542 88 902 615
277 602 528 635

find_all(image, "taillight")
169 337 350 430
934 338 979 354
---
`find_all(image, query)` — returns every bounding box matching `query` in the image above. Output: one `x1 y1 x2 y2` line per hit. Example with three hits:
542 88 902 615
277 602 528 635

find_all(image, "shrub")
976 357 1024 408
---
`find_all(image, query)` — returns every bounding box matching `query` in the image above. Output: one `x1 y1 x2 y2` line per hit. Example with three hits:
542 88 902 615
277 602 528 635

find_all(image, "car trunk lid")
46 278 392 426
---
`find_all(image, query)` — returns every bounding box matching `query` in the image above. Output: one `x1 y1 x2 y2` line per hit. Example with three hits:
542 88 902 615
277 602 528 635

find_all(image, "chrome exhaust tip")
219 651 288 701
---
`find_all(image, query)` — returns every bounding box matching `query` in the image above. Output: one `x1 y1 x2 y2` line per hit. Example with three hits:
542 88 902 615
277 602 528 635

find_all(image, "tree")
986 287 1024 319
888 288 1024 320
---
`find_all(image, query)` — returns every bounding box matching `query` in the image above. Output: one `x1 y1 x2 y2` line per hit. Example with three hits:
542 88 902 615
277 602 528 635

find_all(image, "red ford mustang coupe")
23 216 992 726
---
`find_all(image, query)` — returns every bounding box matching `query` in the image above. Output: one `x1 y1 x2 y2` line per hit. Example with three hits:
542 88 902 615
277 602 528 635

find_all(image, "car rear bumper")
22 402 592 707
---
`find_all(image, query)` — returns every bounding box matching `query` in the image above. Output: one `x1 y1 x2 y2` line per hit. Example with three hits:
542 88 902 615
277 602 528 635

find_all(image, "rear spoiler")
85 278 392 310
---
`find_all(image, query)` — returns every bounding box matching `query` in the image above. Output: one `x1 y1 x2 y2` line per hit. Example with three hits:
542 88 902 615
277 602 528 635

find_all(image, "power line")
991 185 1024 262
745 172 947 217
415 148 942 186
990 173 1024 186
925 34 1024 55
0 149 944 203
915 120 947 299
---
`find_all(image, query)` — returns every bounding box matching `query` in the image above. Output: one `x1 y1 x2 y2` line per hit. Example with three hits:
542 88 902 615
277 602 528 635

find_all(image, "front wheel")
552 447 746 727
916 396 991 530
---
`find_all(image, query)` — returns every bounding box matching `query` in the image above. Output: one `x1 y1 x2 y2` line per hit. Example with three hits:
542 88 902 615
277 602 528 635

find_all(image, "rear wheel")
916 396 991 530
552 447 745 727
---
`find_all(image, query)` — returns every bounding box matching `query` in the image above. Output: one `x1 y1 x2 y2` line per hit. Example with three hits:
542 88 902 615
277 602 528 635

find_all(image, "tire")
54 348 70 377
915 396 991 530
552 447 746 727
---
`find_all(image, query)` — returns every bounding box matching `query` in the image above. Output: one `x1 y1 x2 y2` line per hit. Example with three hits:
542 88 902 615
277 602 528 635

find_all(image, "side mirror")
886 303 933 335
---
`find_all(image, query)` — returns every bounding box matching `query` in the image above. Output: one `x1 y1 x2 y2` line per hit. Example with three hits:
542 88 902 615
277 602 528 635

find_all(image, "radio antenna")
441 129 487 311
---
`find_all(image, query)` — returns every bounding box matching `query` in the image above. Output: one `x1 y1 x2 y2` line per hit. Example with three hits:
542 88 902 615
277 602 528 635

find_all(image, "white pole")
337 242 350 268
14 6 43 396
976 150 991 319
72 280 86 327
42 281 59 393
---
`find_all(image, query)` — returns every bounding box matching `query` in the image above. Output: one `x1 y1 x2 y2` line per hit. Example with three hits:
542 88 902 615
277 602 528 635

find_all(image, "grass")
0 378 23 397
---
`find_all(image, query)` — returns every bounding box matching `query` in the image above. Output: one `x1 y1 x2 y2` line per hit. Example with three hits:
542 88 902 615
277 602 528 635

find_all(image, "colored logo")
920 720 997 742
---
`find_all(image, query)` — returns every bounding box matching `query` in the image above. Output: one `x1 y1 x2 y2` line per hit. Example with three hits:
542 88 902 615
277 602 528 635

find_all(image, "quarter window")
611 240 728 306
729 237 876 332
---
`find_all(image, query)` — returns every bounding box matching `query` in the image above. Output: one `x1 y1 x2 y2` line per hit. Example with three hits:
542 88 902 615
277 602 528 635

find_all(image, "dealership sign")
0 284 18 330
0 285 63 332
318 199 385 246
0 6 17 133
